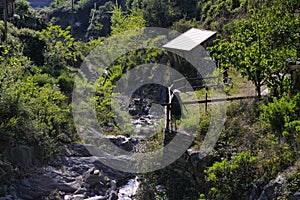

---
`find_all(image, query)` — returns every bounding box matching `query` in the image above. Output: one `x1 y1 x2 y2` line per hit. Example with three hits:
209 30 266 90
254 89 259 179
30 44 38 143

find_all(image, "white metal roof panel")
163 28 217 51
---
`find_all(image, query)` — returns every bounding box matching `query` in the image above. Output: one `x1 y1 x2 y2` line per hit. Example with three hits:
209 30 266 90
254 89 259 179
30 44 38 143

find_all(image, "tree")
40 25 79 76
171 18 200 33
0 55 71 160
18 28 46 66
86 1 114 38
197 0 248 31
140 0 180 28
13 0 46 30
110 5 145 35
210 0 299 97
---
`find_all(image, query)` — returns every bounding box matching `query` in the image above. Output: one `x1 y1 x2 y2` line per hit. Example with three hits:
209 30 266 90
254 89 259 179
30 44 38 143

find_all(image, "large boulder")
10 146 33 168
258 163 300 200
106 135 134 152
82 168 106 188
293 191 300 200
0 160 13 184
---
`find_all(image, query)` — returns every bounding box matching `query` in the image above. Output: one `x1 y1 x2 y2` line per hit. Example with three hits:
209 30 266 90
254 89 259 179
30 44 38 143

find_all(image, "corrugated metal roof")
163 28 217 51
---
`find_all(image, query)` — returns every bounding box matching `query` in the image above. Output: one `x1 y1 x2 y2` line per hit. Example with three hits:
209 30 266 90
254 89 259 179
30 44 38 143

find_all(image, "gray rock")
129 108 139 116
82 168 107 189
57 181 81 193
294 191 300 200
84 196 106 200
64 194 87 200
156 185 167 194
258 190 268 200
108 191 118 200
248 183 260 200
0 160 13 183
262 174 288 199
10 146 33 168
0 195 19 200
106 135 134 152
15 176 56 199
64 195 72 200
64 144 93 157
118 178 139 199
74 187 88 195
274 175 287 185
0 116 147 199
72 194 85 200
93 170 100 175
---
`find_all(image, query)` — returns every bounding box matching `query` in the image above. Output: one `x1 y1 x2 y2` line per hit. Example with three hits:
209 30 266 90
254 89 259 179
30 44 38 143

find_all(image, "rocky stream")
1 97 299 200
0 97 165 200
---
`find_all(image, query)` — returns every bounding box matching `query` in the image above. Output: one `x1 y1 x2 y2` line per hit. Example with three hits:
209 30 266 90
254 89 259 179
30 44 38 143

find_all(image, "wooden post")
165 87 170 131
205 92 208 113
3 0 8 40
166 104 170 131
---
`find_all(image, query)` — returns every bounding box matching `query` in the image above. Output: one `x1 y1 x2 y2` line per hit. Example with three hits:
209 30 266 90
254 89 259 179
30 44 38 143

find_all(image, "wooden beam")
160 95 259 106
180 95 259 105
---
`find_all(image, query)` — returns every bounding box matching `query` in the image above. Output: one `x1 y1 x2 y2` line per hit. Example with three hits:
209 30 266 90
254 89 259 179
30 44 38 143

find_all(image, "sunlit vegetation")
0 0 299 199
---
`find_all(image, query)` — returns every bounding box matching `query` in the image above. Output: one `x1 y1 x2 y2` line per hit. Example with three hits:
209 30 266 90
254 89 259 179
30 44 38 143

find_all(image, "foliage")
13 0 46 30
204 152 257 199
138 0 181 28
257 141 296 179
94 76 117 132
17 28 46 65
260 94 300 151
0 55 71 160
198 0 248 31
86 1 114 38
40 25 79 76
171 18 200 33
50 0 67 8
75 0 96 10
110 5 145 35
198 96 299 199
93 7 170 131
210 1 299 97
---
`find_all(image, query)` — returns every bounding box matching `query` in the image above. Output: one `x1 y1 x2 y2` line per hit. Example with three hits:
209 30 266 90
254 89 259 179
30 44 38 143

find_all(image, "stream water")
117 177 140 200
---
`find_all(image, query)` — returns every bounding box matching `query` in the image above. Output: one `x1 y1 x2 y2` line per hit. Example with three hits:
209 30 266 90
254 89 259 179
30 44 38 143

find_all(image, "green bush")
18 28 46 66
58 71 74 94
259 94 300 150
32 73 55 86
205 152 257 200
0 56 71 161
40 25 79 76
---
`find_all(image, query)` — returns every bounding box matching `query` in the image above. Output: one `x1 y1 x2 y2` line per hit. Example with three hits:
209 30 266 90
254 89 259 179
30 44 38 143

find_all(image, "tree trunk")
256 83 261 98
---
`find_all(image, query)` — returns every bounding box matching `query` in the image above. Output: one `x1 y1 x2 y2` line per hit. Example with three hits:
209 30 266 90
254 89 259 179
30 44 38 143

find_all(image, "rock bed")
0 144 139 200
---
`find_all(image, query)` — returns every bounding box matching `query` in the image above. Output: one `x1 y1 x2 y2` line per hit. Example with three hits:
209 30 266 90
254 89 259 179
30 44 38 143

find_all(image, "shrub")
259 94 300 150
0 57 71 161
18 28 46 66
205 151 257 199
